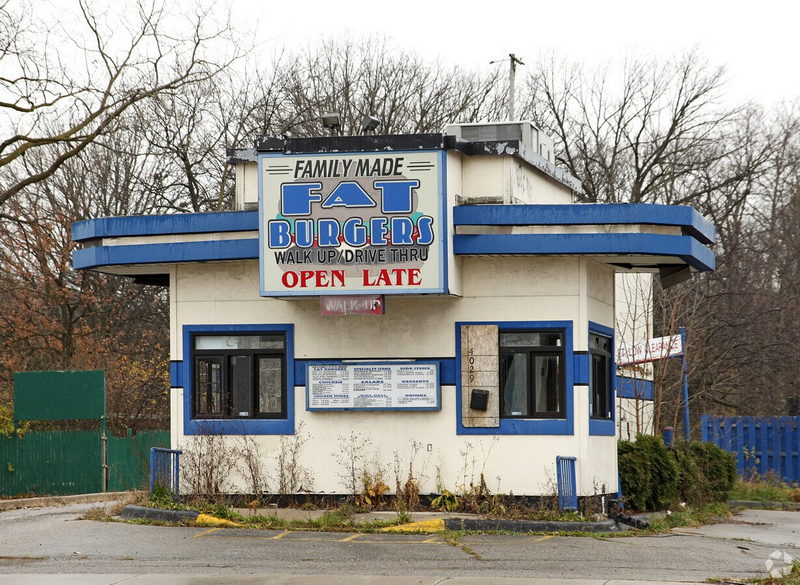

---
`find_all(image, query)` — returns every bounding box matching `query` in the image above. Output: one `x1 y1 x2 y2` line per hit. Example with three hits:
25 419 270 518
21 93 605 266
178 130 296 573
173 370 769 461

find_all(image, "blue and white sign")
306 362 440 411
259 150 446 296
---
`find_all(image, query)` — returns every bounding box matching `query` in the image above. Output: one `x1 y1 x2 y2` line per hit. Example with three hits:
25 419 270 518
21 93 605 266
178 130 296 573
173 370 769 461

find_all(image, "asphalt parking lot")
0 500 798 584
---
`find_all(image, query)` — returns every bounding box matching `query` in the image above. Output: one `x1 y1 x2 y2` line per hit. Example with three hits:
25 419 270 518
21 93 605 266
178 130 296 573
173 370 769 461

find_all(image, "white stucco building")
72 122 715 499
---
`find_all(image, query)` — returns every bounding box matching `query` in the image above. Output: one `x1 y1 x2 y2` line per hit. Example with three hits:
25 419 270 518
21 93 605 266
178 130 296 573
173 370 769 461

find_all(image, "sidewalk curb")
0 491 141 512
443 517 623 533
118 505 645 533
728 499 800 511
121 504 199 524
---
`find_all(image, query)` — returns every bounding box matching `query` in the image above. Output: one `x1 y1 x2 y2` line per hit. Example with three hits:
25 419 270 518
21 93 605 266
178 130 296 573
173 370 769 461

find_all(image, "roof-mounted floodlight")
360 114 380 134
321 112 341 135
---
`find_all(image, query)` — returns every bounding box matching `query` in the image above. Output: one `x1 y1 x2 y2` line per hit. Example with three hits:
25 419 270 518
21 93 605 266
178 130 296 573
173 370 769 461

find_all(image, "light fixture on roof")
360 115 381 134
321 112 341 135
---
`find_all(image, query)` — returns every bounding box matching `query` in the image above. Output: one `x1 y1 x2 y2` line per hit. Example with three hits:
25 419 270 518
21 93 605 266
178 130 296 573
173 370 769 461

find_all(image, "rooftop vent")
445 121 554 163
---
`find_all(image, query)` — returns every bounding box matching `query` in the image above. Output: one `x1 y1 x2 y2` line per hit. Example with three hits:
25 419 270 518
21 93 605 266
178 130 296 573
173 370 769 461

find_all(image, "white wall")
617 397 654 441
614 272 655 439
458 156 572 204
169 256 620 496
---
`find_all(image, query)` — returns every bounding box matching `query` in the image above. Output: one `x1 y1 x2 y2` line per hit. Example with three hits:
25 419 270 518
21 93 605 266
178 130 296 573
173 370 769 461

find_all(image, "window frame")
182 324 295 435
589 332 613 421
588 321 615 436
499 330 566 420
456 320 574 436
192 333 287 420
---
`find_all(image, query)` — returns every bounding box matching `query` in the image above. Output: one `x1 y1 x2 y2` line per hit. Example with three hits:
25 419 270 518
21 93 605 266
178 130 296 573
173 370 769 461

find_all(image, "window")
590 333 612 419
500 331 565 419
193 333 286 419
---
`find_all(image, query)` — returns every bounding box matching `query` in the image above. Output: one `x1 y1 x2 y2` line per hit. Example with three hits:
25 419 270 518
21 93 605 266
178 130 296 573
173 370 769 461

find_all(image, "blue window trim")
588 321 615 436
303 360 441 412
455 320 574 436
182 324 295 435
257 150 449 297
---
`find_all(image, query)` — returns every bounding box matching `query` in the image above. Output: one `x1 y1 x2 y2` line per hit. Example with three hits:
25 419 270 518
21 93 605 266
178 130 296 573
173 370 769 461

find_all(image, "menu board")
306 362 439 411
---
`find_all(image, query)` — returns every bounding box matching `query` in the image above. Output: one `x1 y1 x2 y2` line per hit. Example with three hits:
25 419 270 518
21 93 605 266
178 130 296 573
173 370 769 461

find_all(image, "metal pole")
101 415 108 492
508 54 524 121
680 327 690 441
149 447 156 494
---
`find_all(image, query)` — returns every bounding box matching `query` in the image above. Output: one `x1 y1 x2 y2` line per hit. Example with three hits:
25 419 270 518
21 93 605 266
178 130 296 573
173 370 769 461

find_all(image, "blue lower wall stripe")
170 361 183 388
573 352 589 385
617 376 654 400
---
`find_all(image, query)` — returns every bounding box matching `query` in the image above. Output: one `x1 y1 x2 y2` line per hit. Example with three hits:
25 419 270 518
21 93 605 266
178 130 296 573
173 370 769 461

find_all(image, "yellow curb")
380 519 445 533
195 513 242 528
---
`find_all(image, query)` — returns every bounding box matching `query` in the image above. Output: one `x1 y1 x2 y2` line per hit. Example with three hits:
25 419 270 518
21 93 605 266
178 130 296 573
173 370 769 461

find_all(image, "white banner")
617 334 683 366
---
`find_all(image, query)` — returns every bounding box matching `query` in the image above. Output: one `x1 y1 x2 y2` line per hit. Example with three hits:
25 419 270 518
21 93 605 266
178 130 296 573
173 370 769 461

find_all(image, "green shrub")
674 442 736 504
618 434 679 511
619 436 736 511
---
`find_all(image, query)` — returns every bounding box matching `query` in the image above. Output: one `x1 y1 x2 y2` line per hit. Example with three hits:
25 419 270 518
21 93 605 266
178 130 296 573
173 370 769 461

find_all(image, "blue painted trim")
304 361 441 412
588 321 616 436
439 358 456 386
617 376 654 400
573 352 589 385
72 203 715 247
439 150 449 294
257 150 448 297
589 420 615 436
294 358 456 386
258 154 267 298
453 204 716 245
453 233 715 272
73 239 259 270
455 321 574 436
182 324 295 435
170 361 183 388
72 211 258 242
588 321 614 338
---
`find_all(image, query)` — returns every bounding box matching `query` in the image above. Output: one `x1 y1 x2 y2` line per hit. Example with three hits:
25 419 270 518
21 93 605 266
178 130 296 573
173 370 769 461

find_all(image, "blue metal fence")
701 415 800 482
556 456 578 511
149 447 182 498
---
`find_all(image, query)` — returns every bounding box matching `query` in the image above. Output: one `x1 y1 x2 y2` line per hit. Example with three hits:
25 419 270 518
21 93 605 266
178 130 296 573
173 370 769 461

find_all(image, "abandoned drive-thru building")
71 122 716 499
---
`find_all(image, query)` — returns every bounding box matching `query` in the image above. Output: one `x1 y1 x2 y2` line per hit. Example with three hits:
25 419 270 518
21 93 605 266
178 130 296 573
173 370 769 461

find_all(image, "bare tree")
263 38 507 137
0 0 237 214
523 52 772 205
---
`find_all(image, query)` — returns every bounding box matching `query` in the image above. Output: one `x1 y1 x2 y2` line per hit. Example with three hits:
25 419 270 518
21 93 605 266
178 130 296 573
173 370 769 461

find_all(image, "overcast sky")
230 0 799 107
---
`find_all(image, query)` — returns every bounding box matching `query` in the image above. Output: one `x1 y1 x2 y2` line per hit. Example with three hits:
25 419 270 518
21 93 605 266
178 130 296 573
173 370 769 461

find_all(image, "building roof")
72 203 716 288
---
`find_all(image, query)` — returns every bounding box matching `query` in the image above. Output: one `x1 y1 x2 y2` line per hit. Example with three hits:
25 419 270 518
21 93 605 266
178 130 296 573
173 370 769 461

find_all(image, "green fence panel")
14 370 105 421
107 431 170 492
0 431 102 496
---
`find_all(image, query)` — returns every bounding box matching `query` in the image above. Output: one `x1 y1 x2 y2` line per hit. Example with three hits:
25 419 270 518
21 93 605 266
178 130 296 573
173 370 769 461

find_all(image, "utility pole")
490 54 525 120
508 53 524 120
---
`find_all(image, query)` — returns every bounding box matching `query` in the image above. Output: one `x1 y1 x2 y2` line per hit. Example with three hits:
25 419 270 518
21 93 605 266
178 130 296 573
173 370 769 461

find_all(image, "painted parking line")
192 530 448 545
380 519 445 533
338 533 363 542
